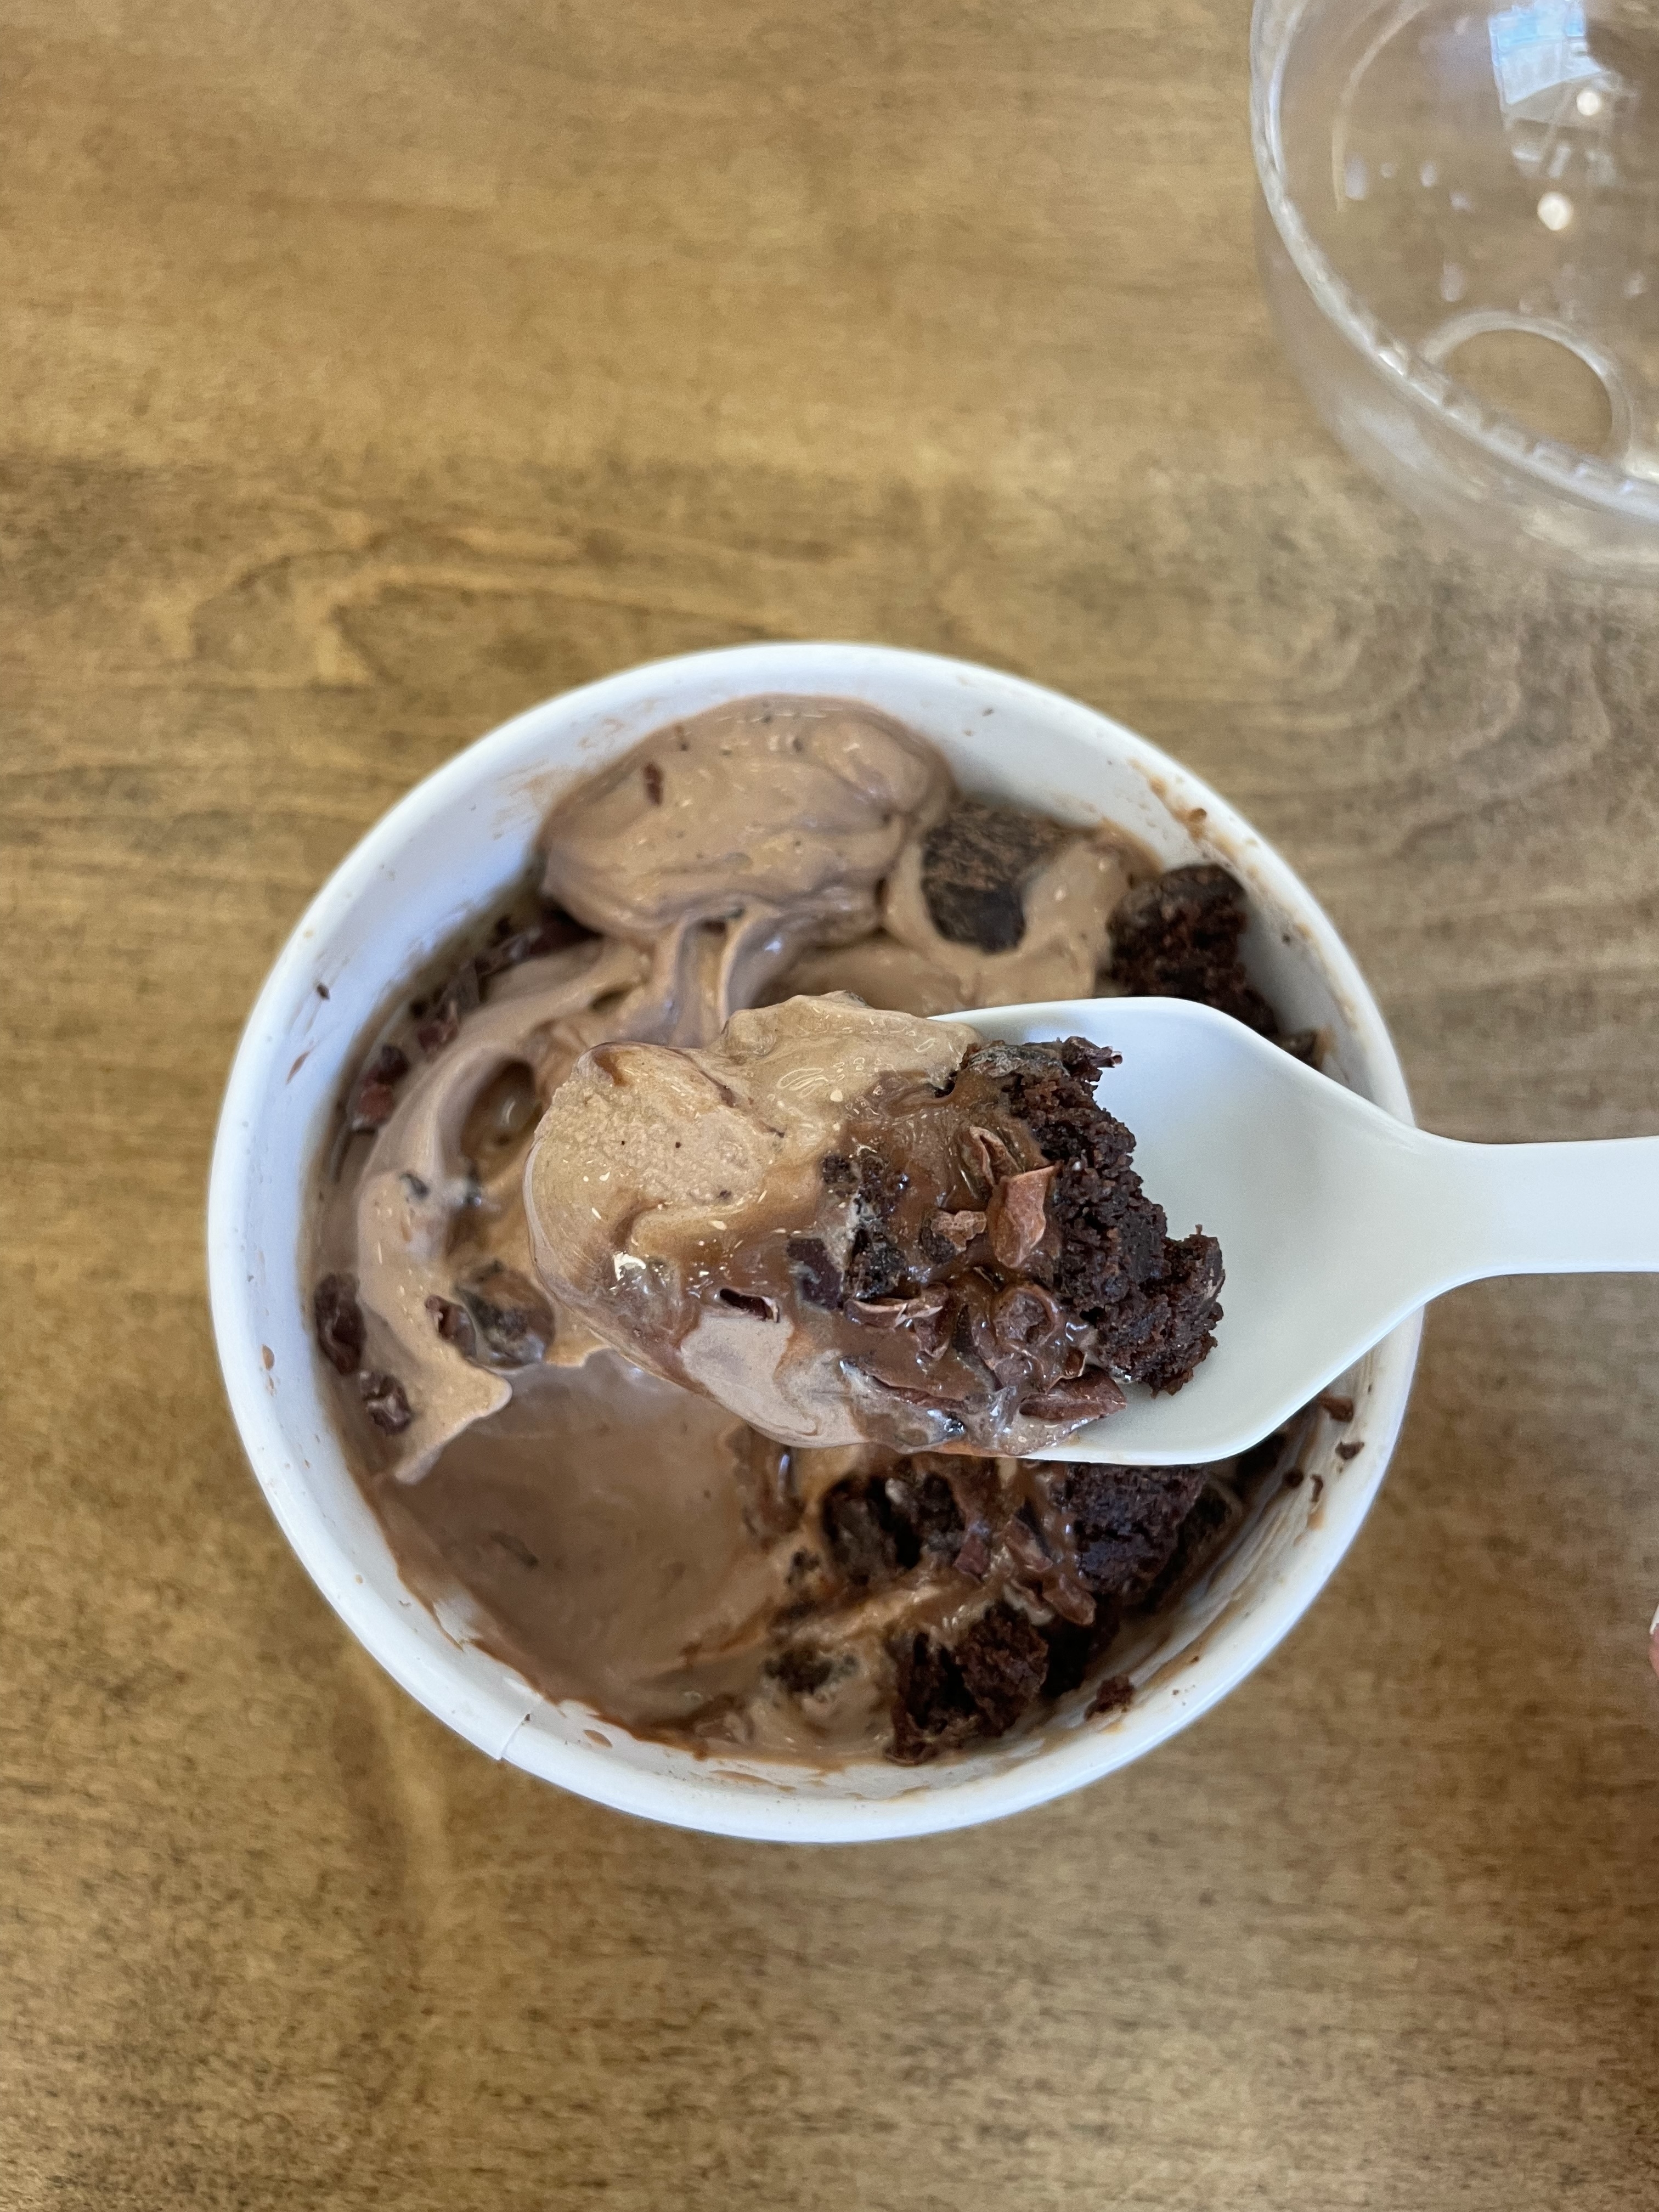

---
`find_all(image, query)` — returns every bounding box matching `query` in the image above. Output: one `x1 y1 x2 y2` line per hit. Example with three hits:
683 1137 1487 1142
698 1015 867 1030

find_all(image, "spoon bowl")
961 996 1659 1465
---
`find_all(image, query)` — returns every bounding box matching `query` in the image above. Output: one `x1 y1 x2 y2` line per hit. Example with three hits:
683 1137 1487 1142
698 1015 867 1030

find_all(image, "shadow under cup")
207 642 1421 1842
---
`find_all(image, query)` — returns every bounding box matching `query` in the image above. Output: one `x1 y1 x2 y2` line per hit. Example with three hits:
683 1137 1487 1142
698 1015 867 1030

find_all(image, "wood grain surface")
3 4 1656 2207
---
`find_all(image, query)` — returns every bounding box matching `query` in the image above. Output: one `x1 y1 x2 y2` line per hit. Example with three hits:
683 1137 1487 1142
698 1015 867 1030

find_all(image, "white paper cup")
208 643 1420 1842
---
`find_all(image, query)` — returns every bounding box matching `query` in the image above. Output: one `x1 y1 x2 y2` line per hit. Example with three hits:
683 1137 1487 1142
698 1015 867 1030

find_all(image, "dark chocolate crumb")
313 1273 365 1375
717 1287 778 1321
315 981 330 1000
1317 1392 1355 1421
349 1042 410 1132
1283 1467 1305 1489
359 1371 412 1433
820 1152 856 1193
642 761 664 805
1336 1441 1364 1462
1086 1674 1134 1719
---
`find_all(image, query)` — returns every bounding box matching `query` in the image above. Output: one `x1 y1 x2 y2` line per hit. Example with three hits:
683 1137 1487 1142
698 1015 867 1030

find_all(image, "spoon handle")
1433 1133 1659 1281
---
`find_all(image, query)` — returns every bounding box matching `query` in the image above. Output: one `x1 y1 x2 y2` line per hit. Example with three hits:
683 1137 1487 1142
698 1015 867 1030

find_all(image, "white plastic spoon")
953 997 1659 1466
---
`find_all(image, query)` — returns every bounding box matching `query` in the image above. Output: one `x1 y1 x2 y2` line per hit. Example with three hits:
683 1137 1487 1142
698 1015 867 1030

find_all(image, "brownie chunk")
890 1635 980 1764
1052 1462 1209 1601
1108 865 1277 1035
822 1477 911 1586
890 1602 1056 1762
988 1037 1224 1391
921 797 1068 953
821 1467 967 1588
953 1604 1049 1733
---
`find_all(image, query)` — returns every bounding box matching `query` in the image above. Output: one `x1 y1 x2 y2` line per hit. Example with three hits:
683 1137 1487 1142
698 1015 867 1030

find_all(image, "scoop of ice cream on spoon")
523 993 1224 1455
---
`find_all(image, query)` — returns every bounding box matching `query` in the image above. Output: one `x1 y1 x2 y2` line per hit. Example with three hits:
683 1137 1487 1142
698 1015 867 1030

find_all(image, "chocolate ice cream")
310 694 1296 1764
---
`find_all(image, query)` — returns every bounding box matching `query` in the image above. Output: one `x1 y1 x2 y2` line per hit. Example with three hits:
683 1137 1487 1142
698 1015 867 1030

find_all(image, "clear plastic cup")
1254 0 1659 573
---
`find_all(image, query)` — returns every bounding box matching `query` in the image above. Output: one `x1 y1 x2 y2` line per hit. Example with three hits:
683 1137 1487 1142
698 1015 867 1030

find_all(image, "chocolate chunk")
417 1006 461 1056
1108 865 1278 1035
1053 1462 1209 1602
1086 1674 1134 1718
476 906 594 979
349 1042 410 1132
920 797 1069 953
425 1294 477 1358
1336 1441 1364 1461
786 1235 842 1309
1317 1392 1355 1421
847 1290 953 1356
955 1529 991 1580
986 1164 1057 1269
932 1208 986 1252
416 960 481 1057
313 1273 365 1375
359 1371 412 1433
819 1152 856 1193
717 1287 778 1321
768 1645 836 1696
1021 1369 1128 1423
458 1266 555 1367
954 1604 1049 1734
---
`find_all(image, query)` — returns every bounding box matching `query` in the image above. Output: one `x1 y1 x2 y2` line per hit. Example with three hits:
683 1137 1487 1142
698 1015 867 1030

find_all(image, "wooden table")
5 4 1656 2205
